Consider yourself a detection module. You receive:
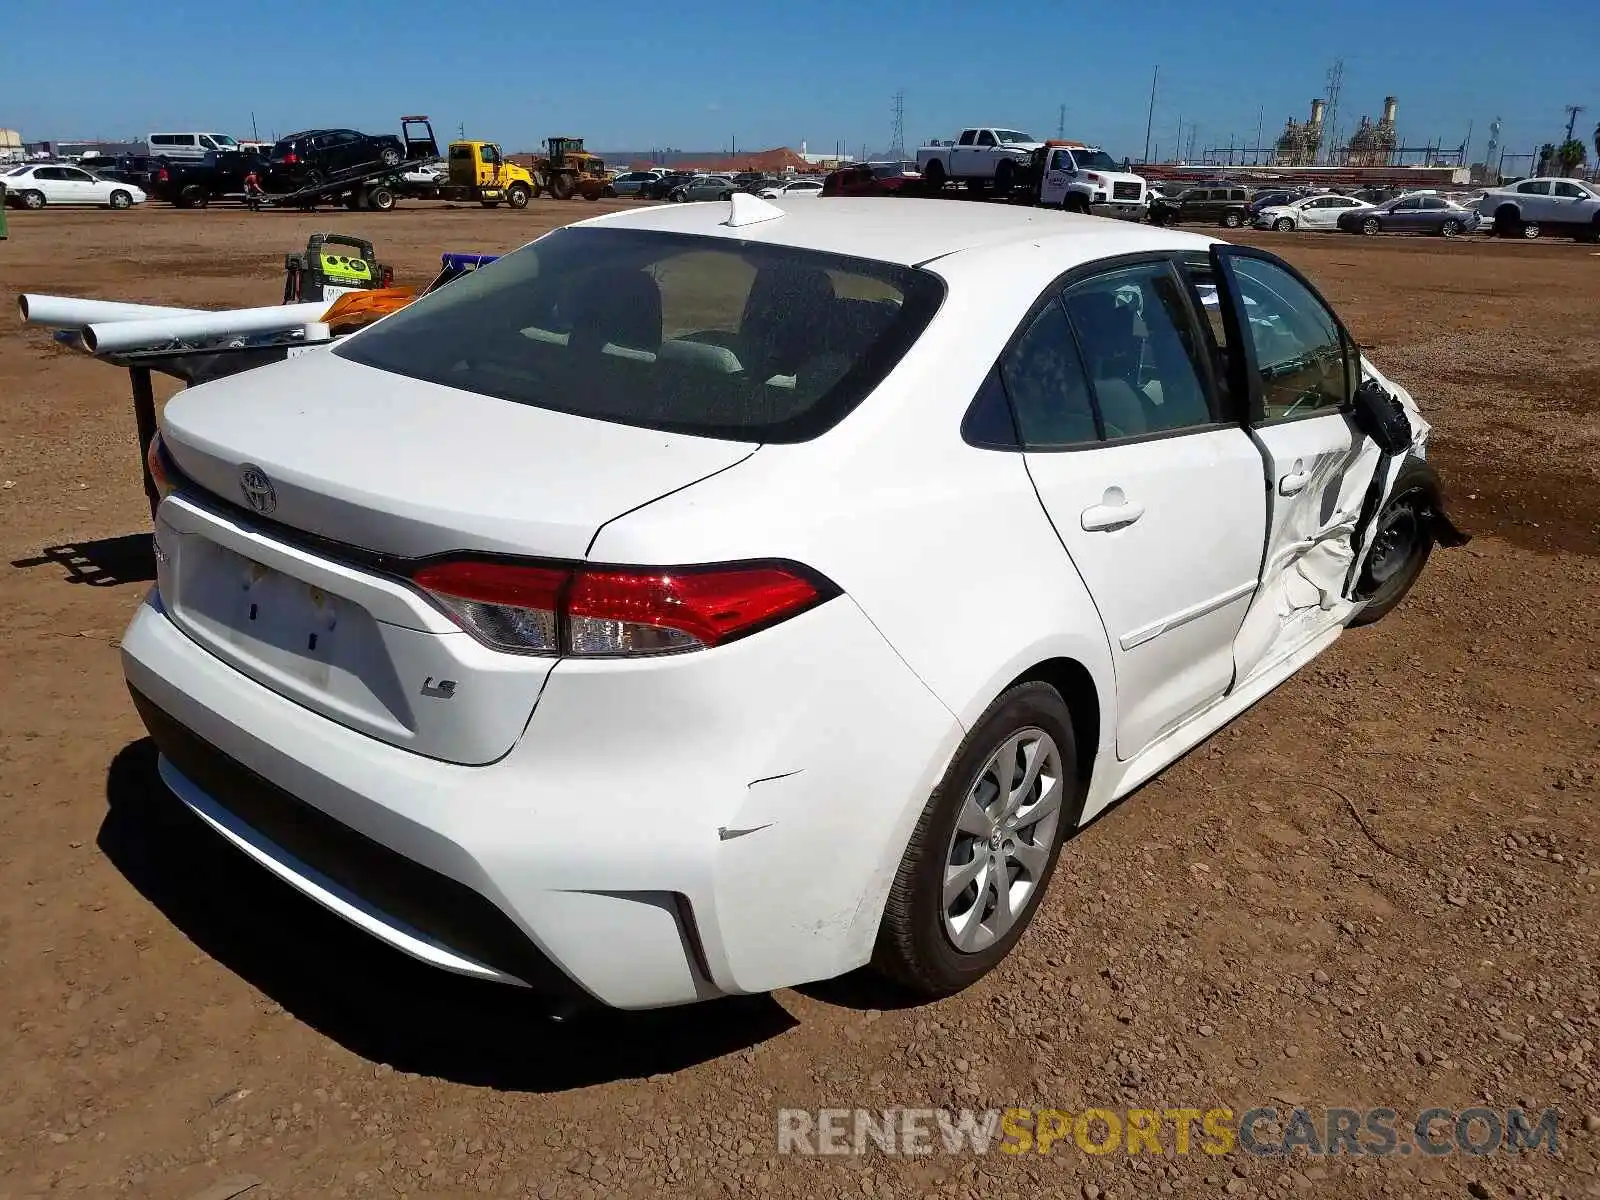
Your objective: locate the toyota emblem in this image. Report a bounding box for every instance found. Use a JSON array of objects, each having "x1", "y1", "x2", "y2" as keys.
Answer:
[{"x1": 238, "y1": 464, "x2": 277, "y2": 515}]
